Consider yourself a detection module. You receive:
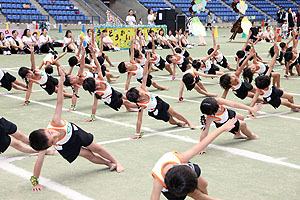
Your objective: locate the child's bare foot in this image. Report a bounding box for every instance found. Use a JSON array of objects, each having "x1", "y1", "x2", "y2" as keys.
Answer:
[
  {"x1": 247, "y1": 114, "x2": 256, "y2": 119},
  {"x1": 188, "y1": 122, "x2": 196, "y2": 129},
  {"x1": 198, "y1": 150, "x2": 207, "y2": 154},
  {"x1": 247, "y1": 134, "x2": 259, "y2": 139},
  {"x1": 110, "y1": 64, "x2": 116, "y2": 67},
  {"x1": 234, "y1": 133, "x2": 248, "y2": 139},
  {"x1": 108, "y1": 162, "x2": 116, "y2": 171},
  {"x1": 46, "y1": 149, "x2": 56, "y2": 155},
  {"x1": 126, "y1": 108, "x2": 138, "y2": 112},
  {"x1": 116, "y1": 163, "x2": 124, "y2": 173},
  {"x1": 177, "y1": 122, "x2": 186, "y2": 128},
  {"x1": 291, "y1": 108, "x2": 300, "y2": 112}
]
